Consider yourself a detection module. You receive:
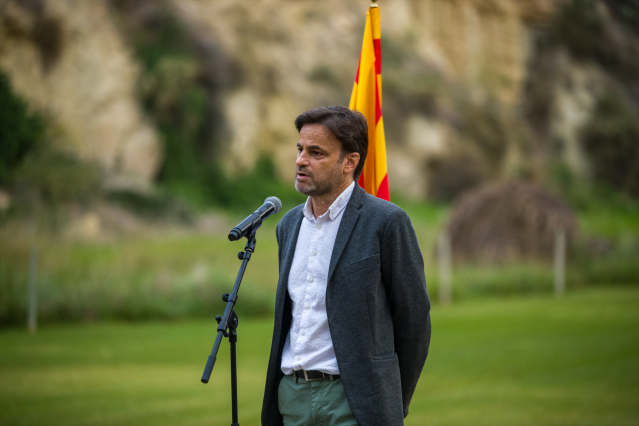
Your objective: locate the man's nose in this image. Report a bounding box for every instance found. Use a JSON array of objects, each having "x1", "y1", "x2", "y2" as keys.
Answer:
[{"x1": 296, "y1": 149, "x2": 309, "y2": 167}]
